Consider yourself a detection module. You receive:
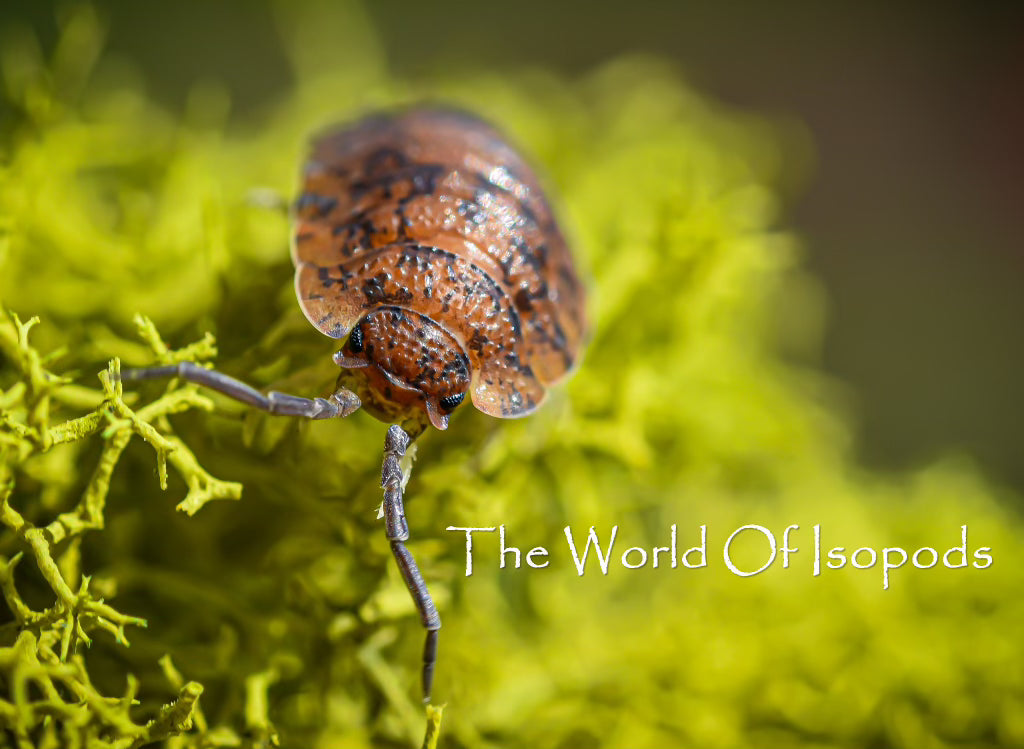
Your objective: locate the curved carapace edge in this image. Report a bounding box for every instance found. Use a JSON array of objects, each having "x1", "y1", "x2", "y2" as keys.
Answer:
[{"x1": 292, "y1": 107, "x2": 586, "y2": 433}]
